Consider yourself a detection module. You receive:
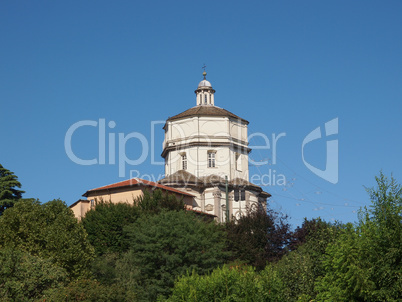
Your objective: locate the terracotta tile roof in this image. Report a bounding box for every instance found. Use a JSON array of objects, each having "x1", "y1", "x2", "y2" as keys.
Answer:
[
  {"x1": 83, "y1": 178, "x2": 195, "y2": 197},
  {"x1": 166, "y1": 106, "x2": 249, "y2": 124}
]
